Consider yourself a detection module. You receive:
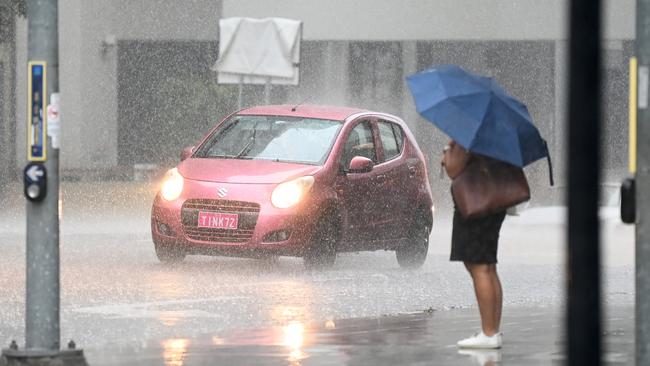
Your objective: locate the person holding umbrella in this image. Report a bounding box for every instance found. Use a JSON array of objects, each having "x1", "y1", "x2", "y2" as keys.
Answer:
[
  {"x1": 442, "y1": 139, "x2": 509, "y2": 349},
  {"x1": 407, "y1": 65, "x2": 553, "y2": 349}
]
